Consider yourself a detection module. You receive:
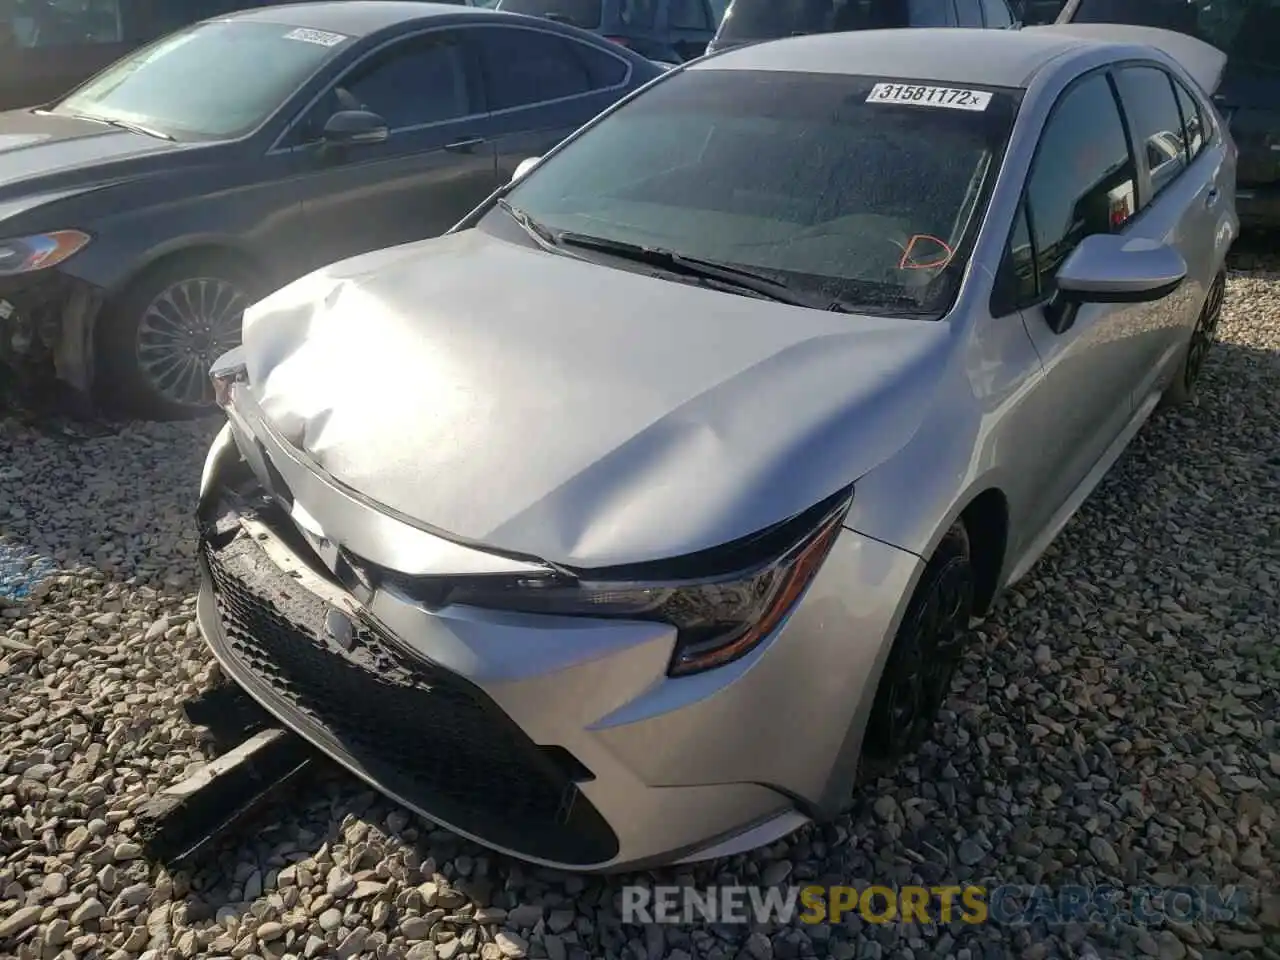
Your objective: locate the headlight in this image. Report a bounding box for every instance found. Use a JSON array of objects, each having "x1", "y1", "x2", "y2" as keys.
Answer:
[
  {"x1": 0, "y1": 230, "x2": 92, "y2": 276},
  {"x1": 380, "y1": 489, "x2": 852, "y2": 677}
]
